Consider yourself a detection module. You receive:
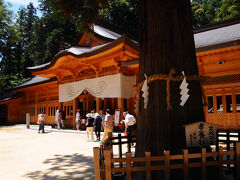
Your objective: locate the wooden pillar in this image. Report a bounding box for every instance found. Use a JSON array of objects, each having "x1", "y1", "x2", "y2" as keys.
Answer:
[
  {"x1": 118, "y1": 98, "x2": 124, "y2": 120},
  {"x1": 35, "y1": 90, "x2": 38, "y2": 117},
  {"x1": 73, "y1": 98, "x2": 77, "y2": 127},
  {"x1": 86, "y1": 98, "x2": 89, "y2": 113},
  {"x1": 222, "y1": 89, "x2": 227, "y2": 129},
  {"x1": 127, "y1": 98, "x2": 132, "y2": 112},
  {"x1": 118, "y1": 98, "x2": 124, "y2": 112},
  {"x1": 58, "y1": 102, "x2": 63, "y2": 111},
  {"x1": 213, "y1": 90, "x2": 217, "y2": 114},
  {"x1": 93, "y1": 147, "x2": 101, "y2": 180},
  {"x1": 96, "y1": 97, "x2": 101, "y2": 112},
  {"x1": 104, "y1": 98, "x2": 107, "y2": 110},
  {"x1": 232, "y1": 87, "x2": 237, "y2": 129},
  {"x1": 111, "y1": 98, "x2": 116, "y2": 110},
  {"x1": 46, "y1": 87, "x2": 49, "y2": 122}
]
